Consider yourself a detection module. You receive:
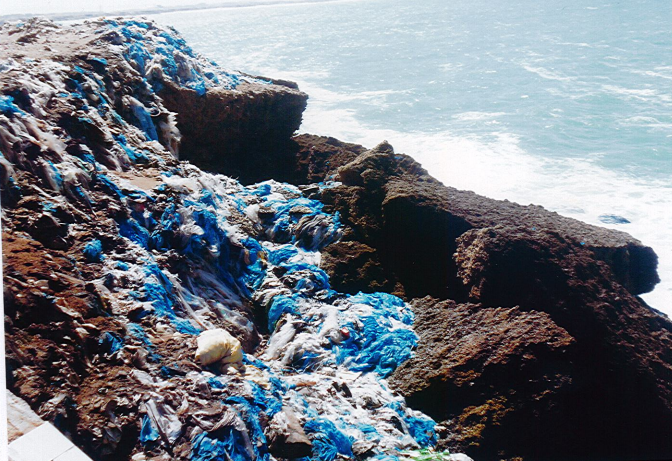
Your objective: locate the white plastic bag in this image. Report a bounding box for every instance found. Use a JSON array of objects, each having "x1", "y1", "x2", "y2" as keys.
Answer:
[{"x1": 194, "y1": 328, "x2": 243, "y2": 366}]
